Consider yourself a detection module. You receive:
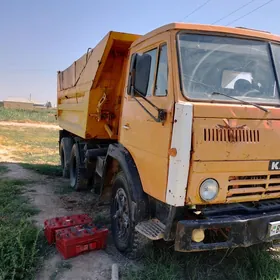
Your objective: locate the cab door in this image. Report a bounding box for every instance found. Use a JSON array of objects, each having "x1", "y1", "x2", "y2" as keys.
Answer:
[{"x1": 120, "y1": 34, "x2": 174, "y2": 202}]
